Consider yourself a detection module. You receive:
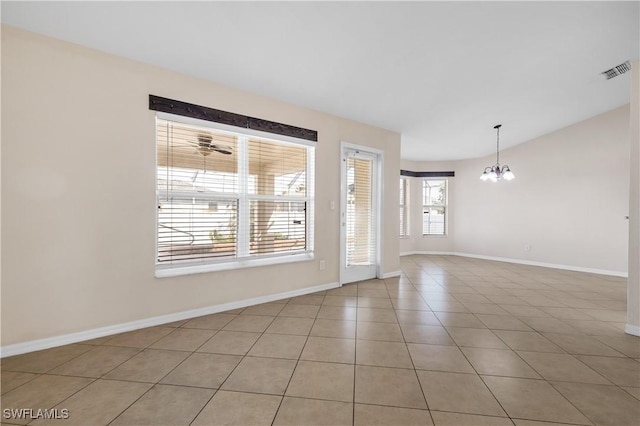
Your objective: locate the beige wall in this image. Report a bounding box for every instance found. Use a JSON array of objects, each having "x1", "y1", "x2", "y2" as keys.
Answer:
[
  {"x1": 454, "y1": 107, "x2": 629, "y2": 274},
  {"x1": 404, "y1": 107, "x2": 630, "y2": 275},
  {"x1": 628, "y1": 61, "x2": 639, "y2": 333},
  {"x1": 1, "y1": 26, "x2": 401, "y2": 346}
]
